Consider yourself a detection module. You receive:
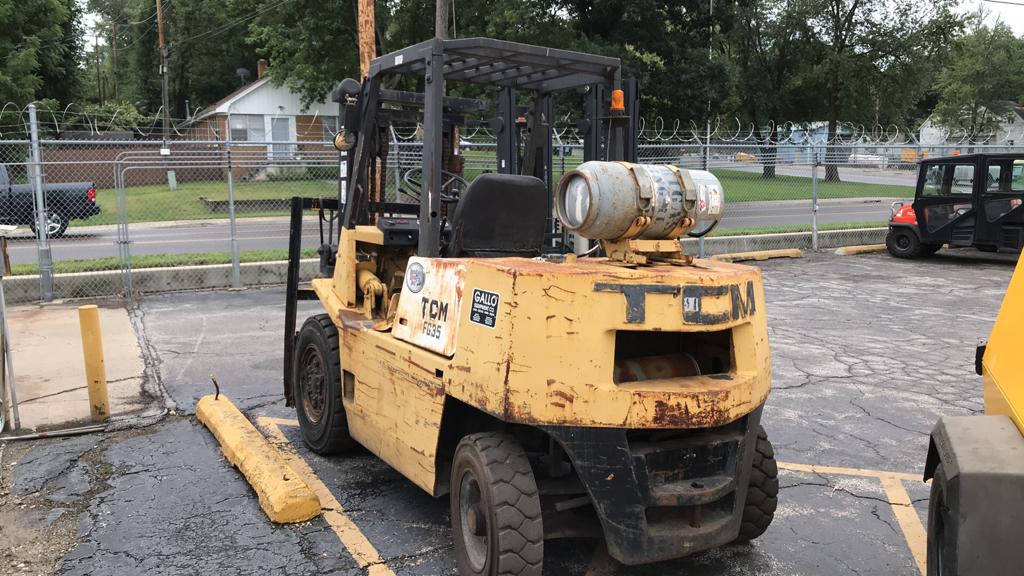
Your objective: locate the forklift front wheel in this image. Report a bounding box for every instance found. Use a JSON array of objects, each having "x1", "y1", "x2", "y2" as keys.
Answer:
[
  {"x1": 736, "y1": 426, "x2": 779, "y2": 542},
  {"x1": 294, "y1": 314, "x2": 356, "y2": 455},
  {"x1": 451, "y1": 433, "x2": 543, "y2": 576}
]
